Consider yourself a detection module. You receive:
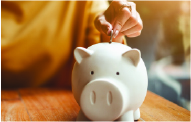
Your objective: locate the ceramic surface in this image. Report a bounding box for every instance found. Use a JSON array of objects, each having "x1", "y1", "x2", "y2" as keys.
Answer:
[{"x1": 72, "y1": 42, "x2": 148, "y2": 121}]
